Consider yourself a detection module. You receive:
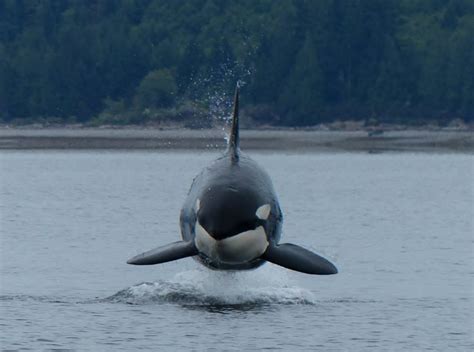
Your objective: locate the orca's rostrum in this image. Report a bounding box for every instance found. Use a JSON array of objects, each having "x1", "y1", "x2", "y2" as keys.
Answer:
[{"x1": 127, "y1": 87, "x2": 338, "y2": 275}]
